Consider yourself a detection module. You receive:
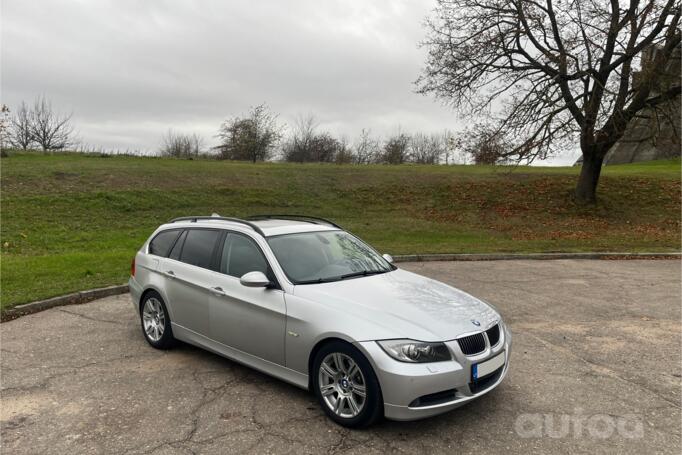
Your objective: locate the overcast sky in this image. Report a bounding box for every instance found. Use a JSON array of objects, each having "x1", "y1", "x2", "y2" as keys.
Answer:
[{"x1": 1, "y1": 0, "x2": 579, "y2": 164}]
